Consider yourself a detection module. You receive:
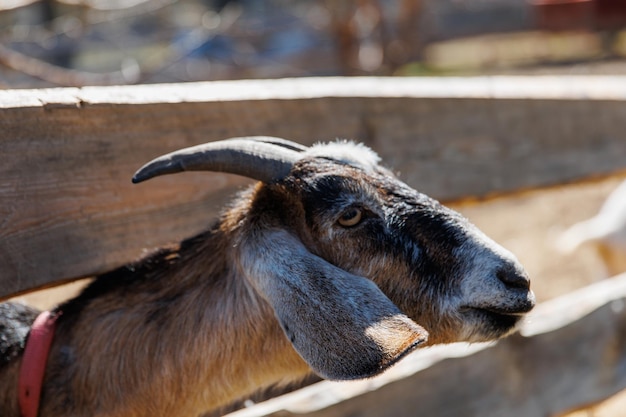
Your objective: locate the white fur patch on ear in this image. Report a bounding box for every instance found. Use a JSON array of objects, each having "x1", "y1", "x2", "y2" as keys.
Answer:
[{"x1": 305, "y1": 140, "x2": 381, "y2": 172}]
